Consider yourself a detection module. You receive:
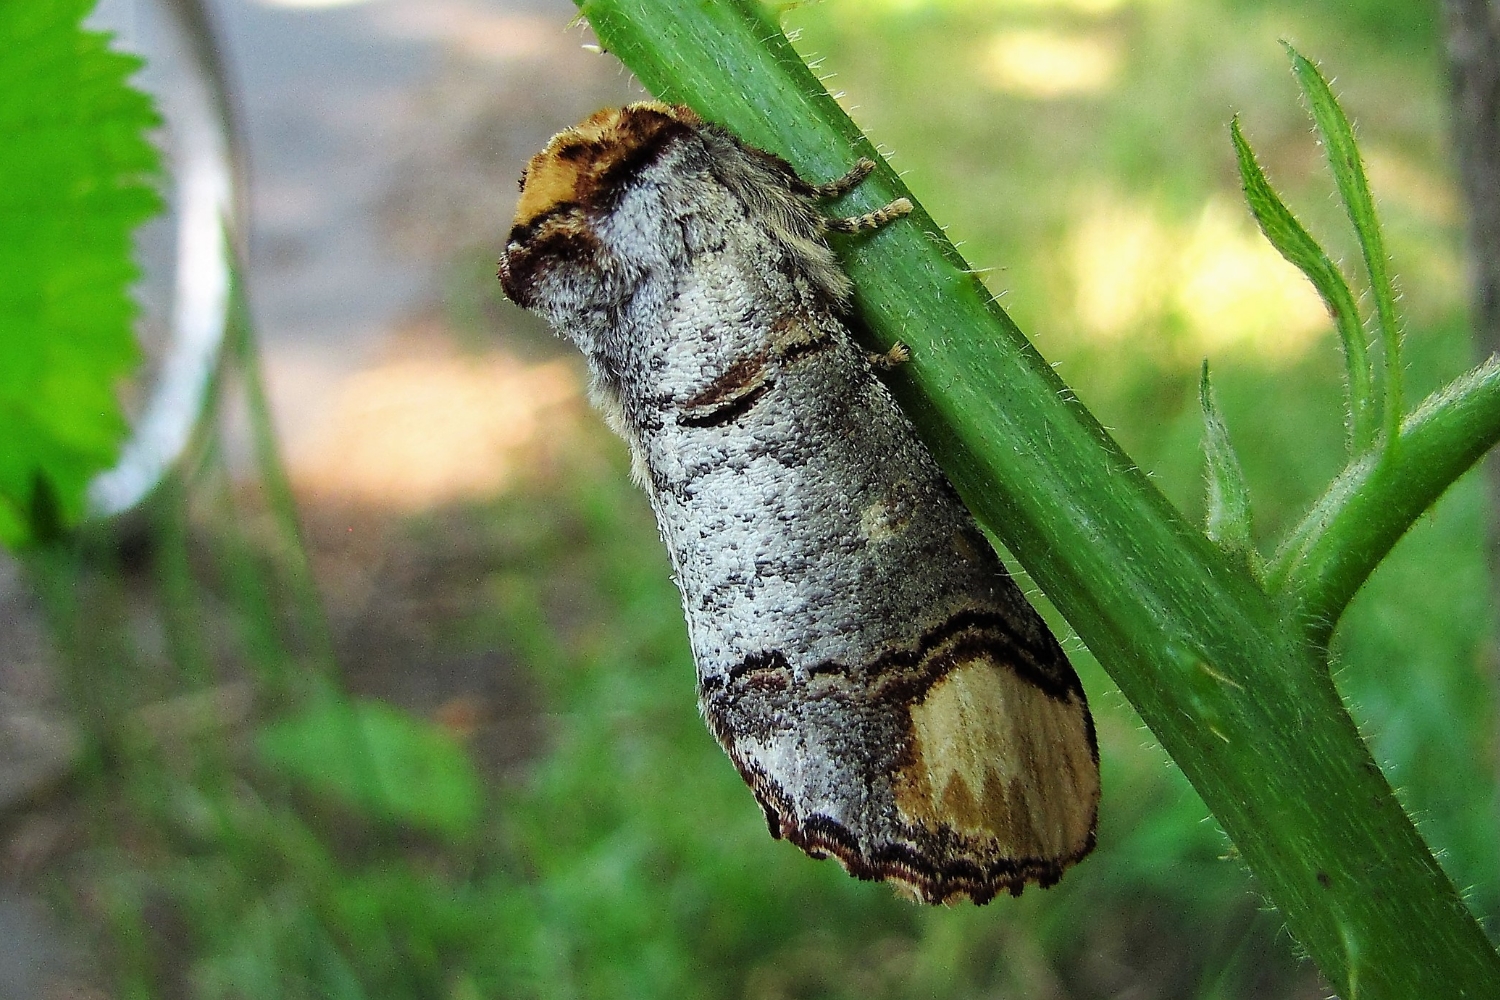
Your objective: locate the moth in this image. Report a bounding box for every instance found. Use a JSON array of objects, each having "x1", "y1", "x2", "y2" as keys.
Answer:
[{"x1": 498, "y1": 103, "x2": 1098, "y2": 903}]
